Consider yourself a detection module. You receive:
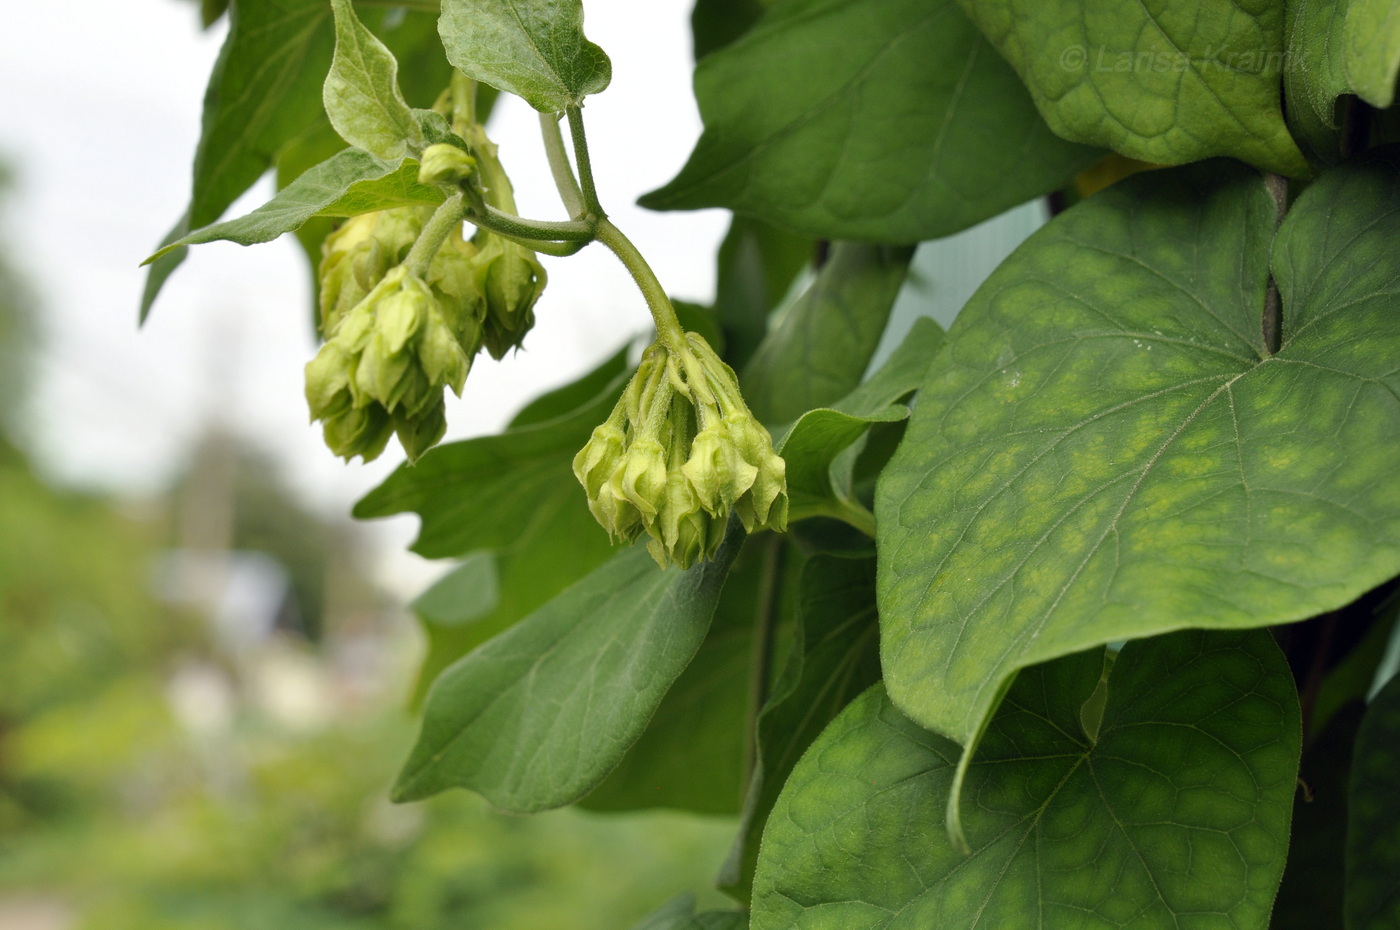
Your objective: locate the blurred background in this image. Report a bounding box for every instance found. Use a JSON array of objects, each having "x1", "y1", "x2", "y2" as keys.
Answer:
[{"x1": 0, "y1": 1, "x2": 1046, "y2": 927}]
